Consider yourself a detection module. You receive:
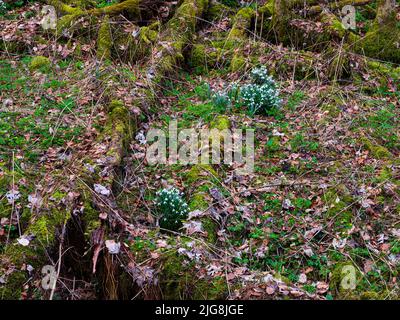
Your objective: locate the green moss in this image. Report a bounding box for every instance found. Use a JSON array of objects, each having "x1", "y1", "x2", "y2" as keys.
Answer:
[
  {"x1": 230, "y1": 55, "x2": 246, "y2": 72},
  {"x1": 56, "y1": 14, "x2": 79, "y2": 34},
  {"x1": 323, "y1": 186, "x2": 353, "y2": 233},
  {"x1": 266, "y1": 136, "x2": 281, "y2": 154},
  {"x1": 190, "y1": 44, "x2": 207, "y2": 72},
  {"x1": 51, "y1": 191, "x2": 66, "y2": 201},
  {"x1": 140, "y1": 26, "x2": 158, "y2": 44},
  {"x1": 93, "y1": 0, "x2": 140, "y2": 16},
  {"x1": 202, "y1": 216, "x2": 218, "y2": 244},
  {"x1": 274, "y1": 273, "x2": 292, "y2": 285},
  {"x1": 259, "y1": 0, "x2": 274, "y2": 16},
  {"x1": 104, "y1": 100, "x2": 133, "y2": 147},
  {"x1": 160, "y1": 252, "x2": 192, "y2": 299},
  {"x1": 189, "y1": 44, "x2": 226, "y2": 73},
  {"x1": 192, "y1": 276, "x2": 227, "y2": 299},
  {"x1": 365, "y1": 60, "x2": 400, "y2": 86},
  {"x1": 29, "y1": 56, "x2": 50, "y2": 72},
  {"x1": 360, "y1": 137, "x2": 392, "y2": 159},
  {"x1": 359, "y1": 291, "x2": 382, "y2": 300},
  {"x1": 227, "y1": 7, "x2": 254, "y2": 41},
  {"x1": 0, "y1": 231, "x2": 51, "y2": 299},
  {"x1": 330, "y1": 261, "x2": 394, "y2": 299},
  {"x1": 28, "y1": 209, "x2": 69, "y2": 245},
  {"x1": 235, "y1": 7, "x2": 254, "y2": 22},
  {"x1": 83, "y1": 200, "x2": 101, "y2": 237},
  {"x1": 160, "y1": 251, "x2": 227, "y2": 299},
  {"x1": 376, "y1": 166, "x2": 392, "y2": 183},
  {"x1": 186, "y1": 164, "x2": 217, "y2": 184},
  {"x1": 48, "y1": 0, "x2": 82, "y2": 15},
  {"x1": 28, "y1": 216, "x2": 53, "y2": 244},
  {"x1": 0, "y1": 270, "x2": 26, "y2": 300},
  {"x1": 357, "y1": 17, "x2": 400, "y2": 63},
  {"x1": 186, "y1": 163, "x2": 219, "y2": 244},
  {"x1": 330, "y1": 261, "x2": 361, "y2": 299},
  {"x1": 97, "y1": 16, "x2": 112, "y2": 60},
  {"x1": 148, "y1": 0, "x2": 209, "y2": 81},
  {"x1": 189, "y1": 192, "x2": 208, "y2": 211},
  {"x1": 205, "y1": 2, "x2": 232, "y2": 21},
  {"x1": 210, "y1": 115, "x2": 230, "y2": 130}
]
